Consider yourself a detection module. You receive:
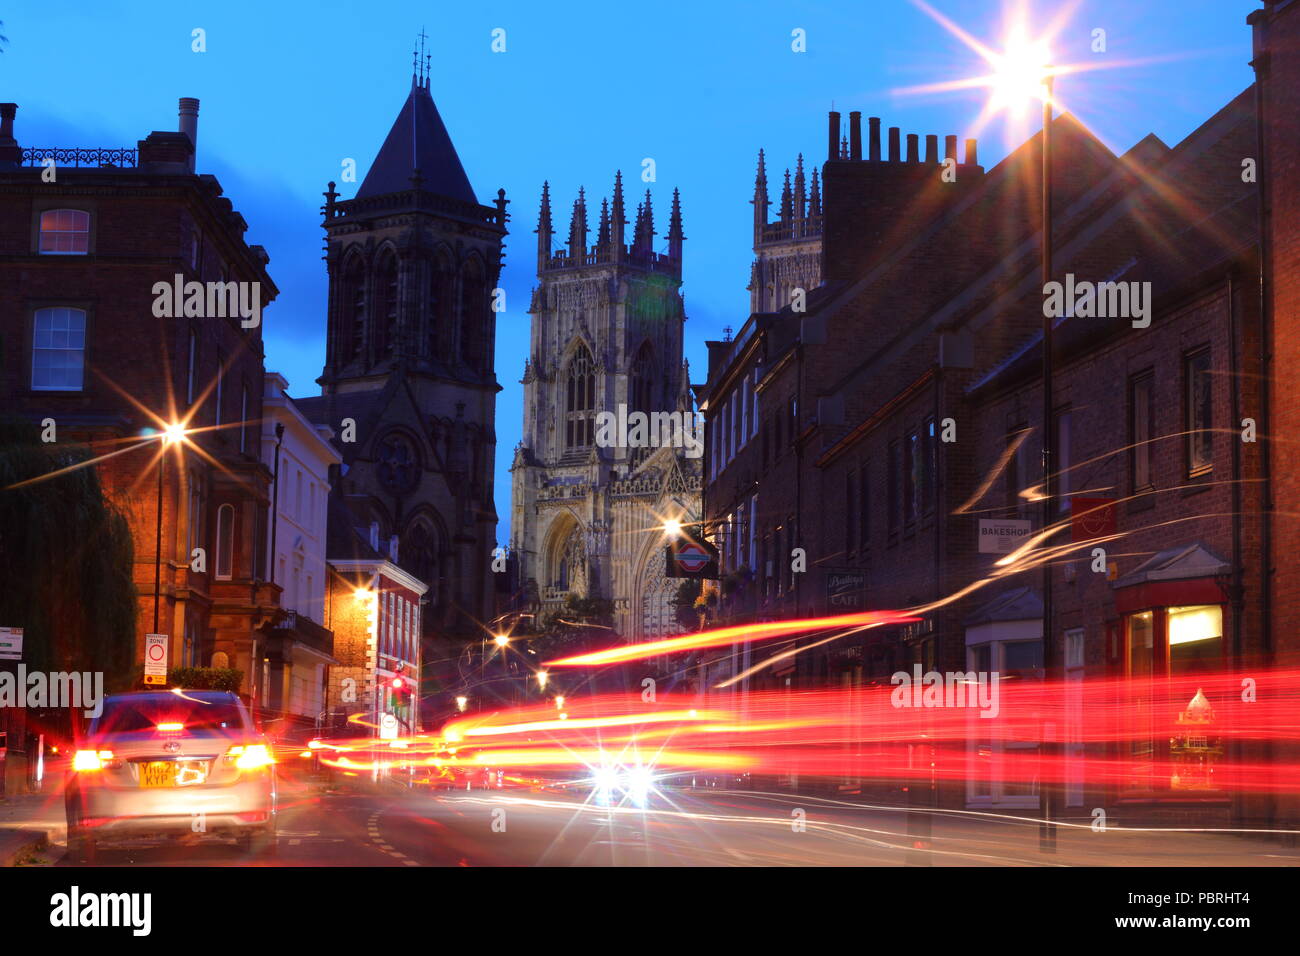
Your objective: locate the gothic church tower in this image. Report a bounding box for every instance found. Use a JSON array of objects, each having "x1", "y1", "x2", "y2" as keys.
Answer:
[
  {"x1": 510, "y1": 174, "x2": 702, "y2": 640},
  {"x1": 299, "y1": 69, "x2": 508, "y2": 645}
]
